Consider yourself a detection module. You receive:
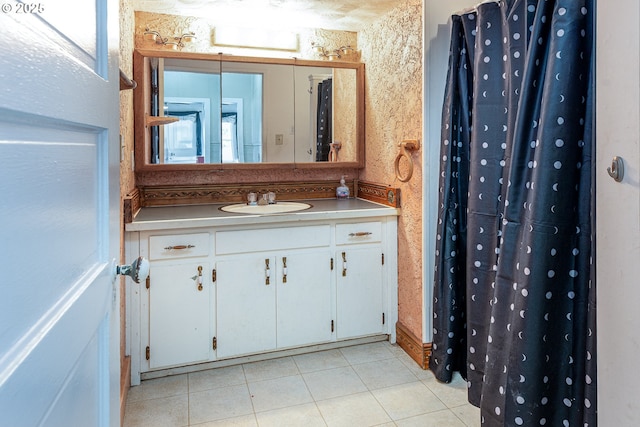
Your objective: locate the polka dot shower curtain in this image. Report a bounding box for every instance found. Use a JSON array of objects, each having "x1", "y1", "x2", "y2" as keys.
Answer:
[{"x1": 430, "y1": 1, "x2": 596, "y2": 426}]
